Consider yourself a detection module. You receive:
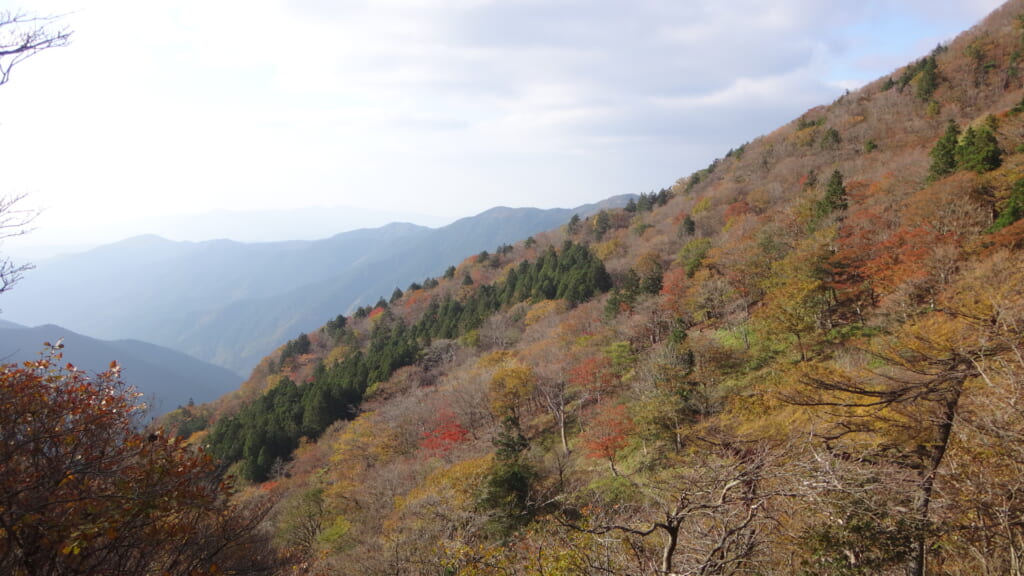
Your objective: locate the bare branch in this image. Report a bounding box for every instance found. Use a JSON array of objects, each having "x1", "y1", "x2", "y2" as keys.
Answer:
[
  {"x1": 0, "y1": 10, "x2": 72, "y2": 87},
  {"x1": 0, "y1": 194, "x2": 37, "y2": 295}
]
